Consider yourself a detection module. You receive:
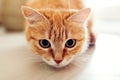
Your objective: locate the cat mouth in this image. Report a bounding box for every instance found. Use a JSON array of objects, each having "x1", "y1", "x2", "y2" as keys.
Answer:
[{"x1": 53, "y1": 64, "x2": 66, "y2": 68}]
